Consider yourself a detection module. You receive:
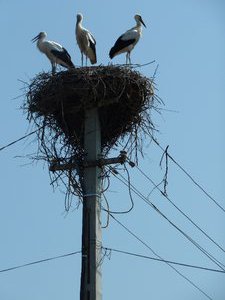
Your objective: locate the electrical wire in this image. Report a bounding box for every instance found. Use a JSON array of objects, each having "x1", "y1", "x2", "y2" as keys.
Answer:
[
  {"x1": 114, "y1": 168, "x2": 225, "y2": 270},
  {"x1": 102, "y1": 246, "x2": 225, "y2": 274},
  {"x1": 109, "y1": 214, "x2": 213, "y2": 300},
  {"x1": 0, "y1": 128, "x2": 41, "y2": 152},
  {"x1": 108, "y1": 167, "x2": 225, "y2": 271},
  {"x1": 102, "y1": 193, "x2": 110, "y2": 228},
  {"x1": 151, "y1": 136, "x2": 225, "y2": 213},
  {"x1": 0, "y1": 251, "x2": 81, "y2": 273},
  {"x1": 101, "y1": 165, "x2": 134, "y2": 215},
  {"x1": 128, "y1": 159, "x2": 225, "y2": 254}
]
